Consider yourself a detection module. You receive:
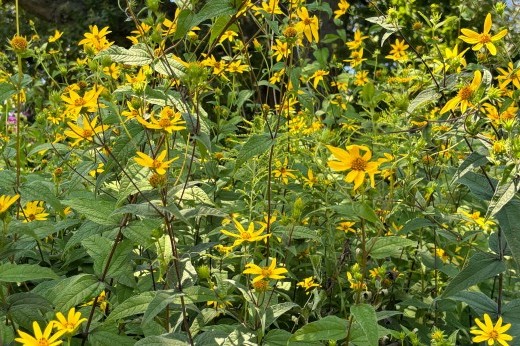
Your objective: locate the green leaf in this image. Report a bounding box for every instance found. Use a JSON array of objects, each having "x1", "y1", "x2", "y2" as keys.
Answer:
[
  {"x1": 135, "y1": 335, "x2": 190, "y2": 346},
  {"x1": 353, "y1": 202, "x2": 383, "y2": 226},
  {"x1": 265, "y1": 302, "x2": 298, "y2": 329},
  {"x1": 486, "y1": 176, "x2": 519, "y2": 219},
  {"x1": 19, "y1": 180, "x2": 62, "y2": 212},
  {"x1": 27, "y1": 143, "x2": 71, "y2": 156},
  {"x1": 450, "y1": 152, "x2": 488, "y2": 186},
  {"x1": 235, "y1": 133, "x2": 275, "y2": 169},
  {"x1": 350, "y1": 304, "x2": 379, "y2": 346},
  {"x1": 63, "y1": 197, "x2": 120, "y2": 226},
  {"x1": 367, "y1": 237, "x2": 416, "y2": 259},
  {"x1": 0, "y1": 263, "x2": 58, "y2": 282},
  {"x1": 264, "y1": 329, "x2": 316, "y2": 346},
  {"x1": 0, "y1": 82, "x2": 16, "y2": 103},
  {"x1": 442, "y1": 252, "x2": 506, "y2": 297},
  {"x1": 82, "y1": 235, "x2": 111, "y2": 276},
  {"x1": 89, "y1": 330, "x2": 136, "y2": 346},
  {"x1": 457, "y1": 171, "x2": 494, "y2": 200},
  {"x1": 194, "y1": 0, "x2": 235, "y2": 26},
  {"x1": 495, "y1": 198, "x2": 520, "y2": 268},
  {"x1": 65, "y1": 221, "x2": 111, "y2": 252},
  {"x1": 104, "y1": 239, "x2": 134, "y2": 279},
  {"x1": 96, "y1": 43, "x2": 153, "y2": 66},
  {"x1": 210, "y1": 15, "x2": 232, "y2": 45},
  {"x1": 142, "y1": 291, "x2": 176, "y2": 327},
  {"x1": 445, "y1": 291, "x2": 497, "y2": 315},
  {"x1": 50, "y1": 274, "x2": 104, "y2": 311},
  {"x1": 289, "y1": 315, "x2": 348, "y2": 342},
  {"x1": 6, "y1": 292, "x2": 53, "y2": 313},
  {"x1": 407, "y1": 89, "x2": 439, "y2": 114},
  {"x1": 105, "y1": 291, "x2": 156, "y2": 324},
  {"x1": 172, "y1": 9, "x2": 195, "y2": 40},
  {"x1": 401, "y1": 218, "x2": 434, "y2": 233}
]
